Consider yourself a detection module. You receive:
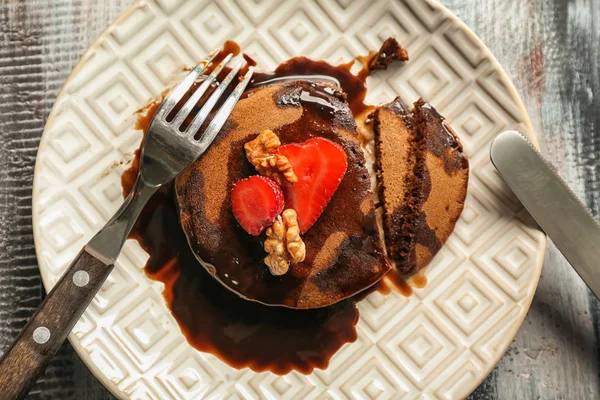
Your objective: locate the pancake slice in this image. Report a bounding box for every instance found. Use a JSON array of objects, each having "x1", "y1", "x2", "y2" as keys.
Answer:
[{"x1": 373, "y1": 98, "x2": 468, "y2": 277}]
